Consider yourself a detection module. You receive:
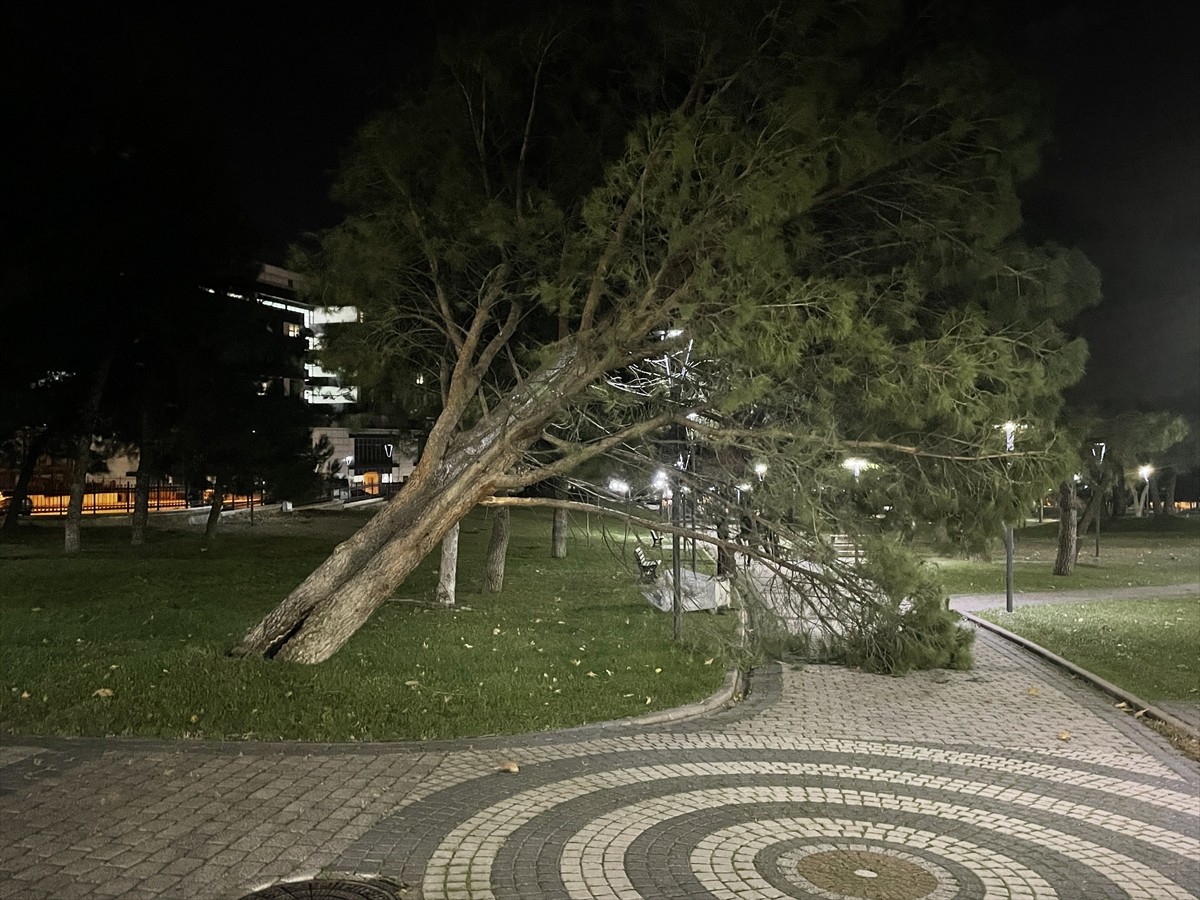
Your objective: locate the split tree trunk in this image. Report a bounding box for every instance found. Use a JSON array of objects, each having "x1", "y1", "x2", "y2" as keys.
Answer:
[
  {"x1": 1052, "y1": 481, "x2": 1078, "y2": 576},
  {"x1": 436, "y1": 522, "x2": 460, "y2": 607},
  {"x1": 229, "y1": 338, "x2": 617, "y2": 664},
  {"x1": 483, "y1": 507, "x2": 510, "y2": 593},
  {"x1": 231, "y1": 465, "x2": 494, "y2": 663}
]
